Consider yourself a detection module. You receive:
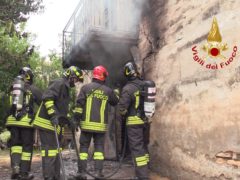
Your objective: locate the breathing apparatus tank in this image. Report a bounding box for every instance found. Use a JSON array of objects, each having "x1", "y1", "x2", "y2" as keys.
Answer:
[
  {"x1": 143, "y1": 80, "x2": 156, "y2": 118},
  {"x1": 11, "y1": 75, "x2": 25, "y2": 118}
]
